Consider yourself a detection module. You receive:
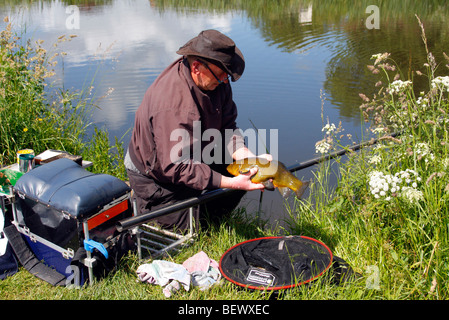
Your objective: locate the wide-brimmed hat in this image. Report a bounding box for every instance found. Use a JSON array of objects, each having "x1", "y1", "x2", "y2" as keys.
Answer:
[{"x1": 176, "y1": 29, "x2": 245, "y2": 82}]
